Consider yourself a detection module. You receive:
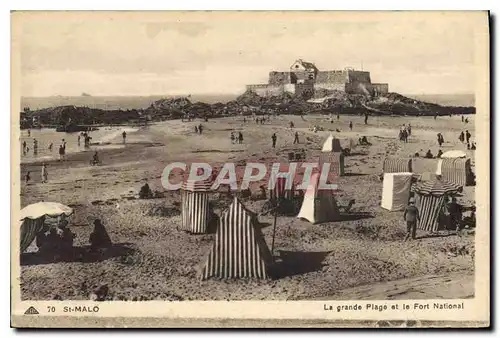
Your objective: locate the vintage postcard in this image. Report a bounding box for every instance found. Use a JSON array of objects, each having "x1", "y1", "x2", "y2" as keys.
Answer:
[{"x1": 11, "y1": 11, "x2": 490, "y2": 328}]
